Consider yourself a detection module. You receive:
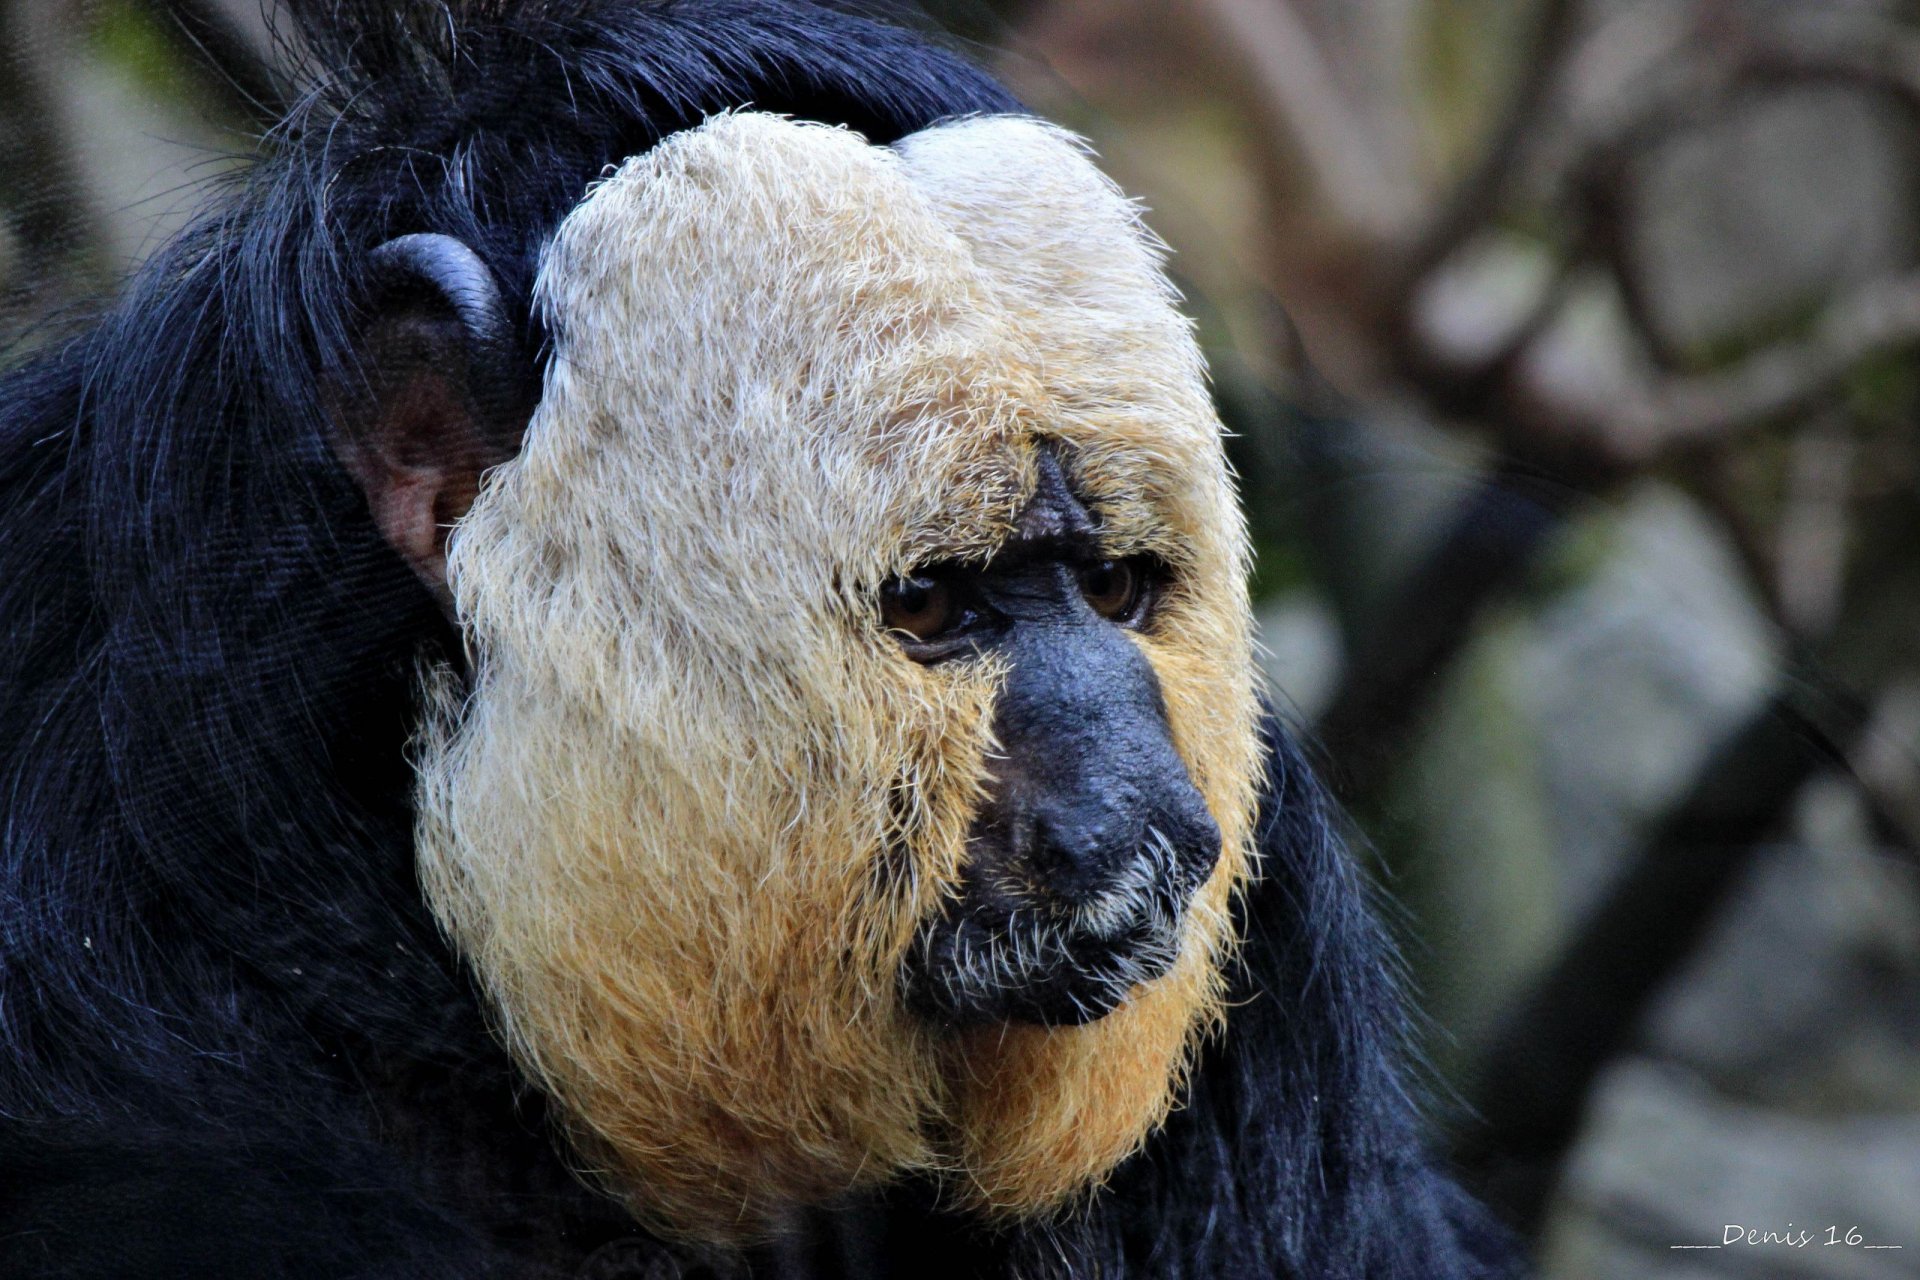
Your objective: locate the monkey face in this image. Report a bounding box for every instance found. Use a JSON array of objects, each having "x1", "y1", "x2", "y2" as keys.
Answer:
[
  {"x1": 895, "y1": 452, "x2": 1227, "y2": 1029},
  {"x1": 411, "y1": 113, "x2": 1262, "y2": 1242}
]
